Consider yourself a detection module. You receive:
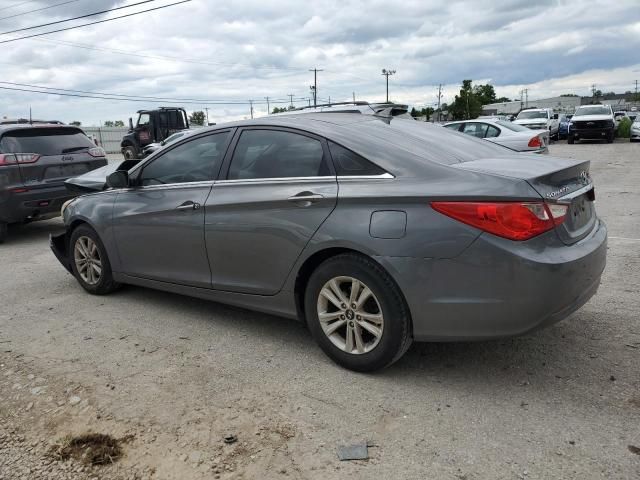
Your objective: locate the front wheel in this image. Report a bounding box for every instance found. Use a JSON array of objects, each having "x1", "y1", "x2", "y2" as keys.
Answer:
[
  {"x1": 568, "y1": 136, "x2": 575, "y2": 144},
  {"x1": 122, "y1": 145, "x2": 137, "y2": 161},
  {"x1": 304, "y1": 254, "x2": 412, "y2": 372},
  {"x1": 606, "y1": 131, "x2": 614, "y2": 143},
  {"x1": 70, "y1": 225, "x2": 120, "y2": 295}
]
